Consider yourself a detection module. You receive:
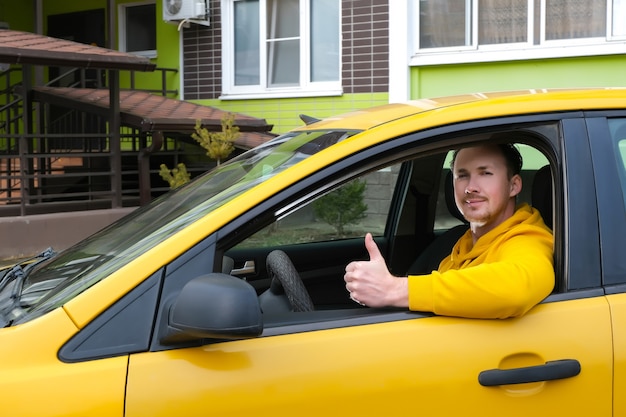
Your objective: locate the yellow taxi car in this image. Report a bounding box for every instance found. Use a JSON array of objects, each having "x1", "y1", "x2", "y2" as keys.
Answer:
[{"x1": 2, "y1": 88, "x2": 626, "y2": 416}]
